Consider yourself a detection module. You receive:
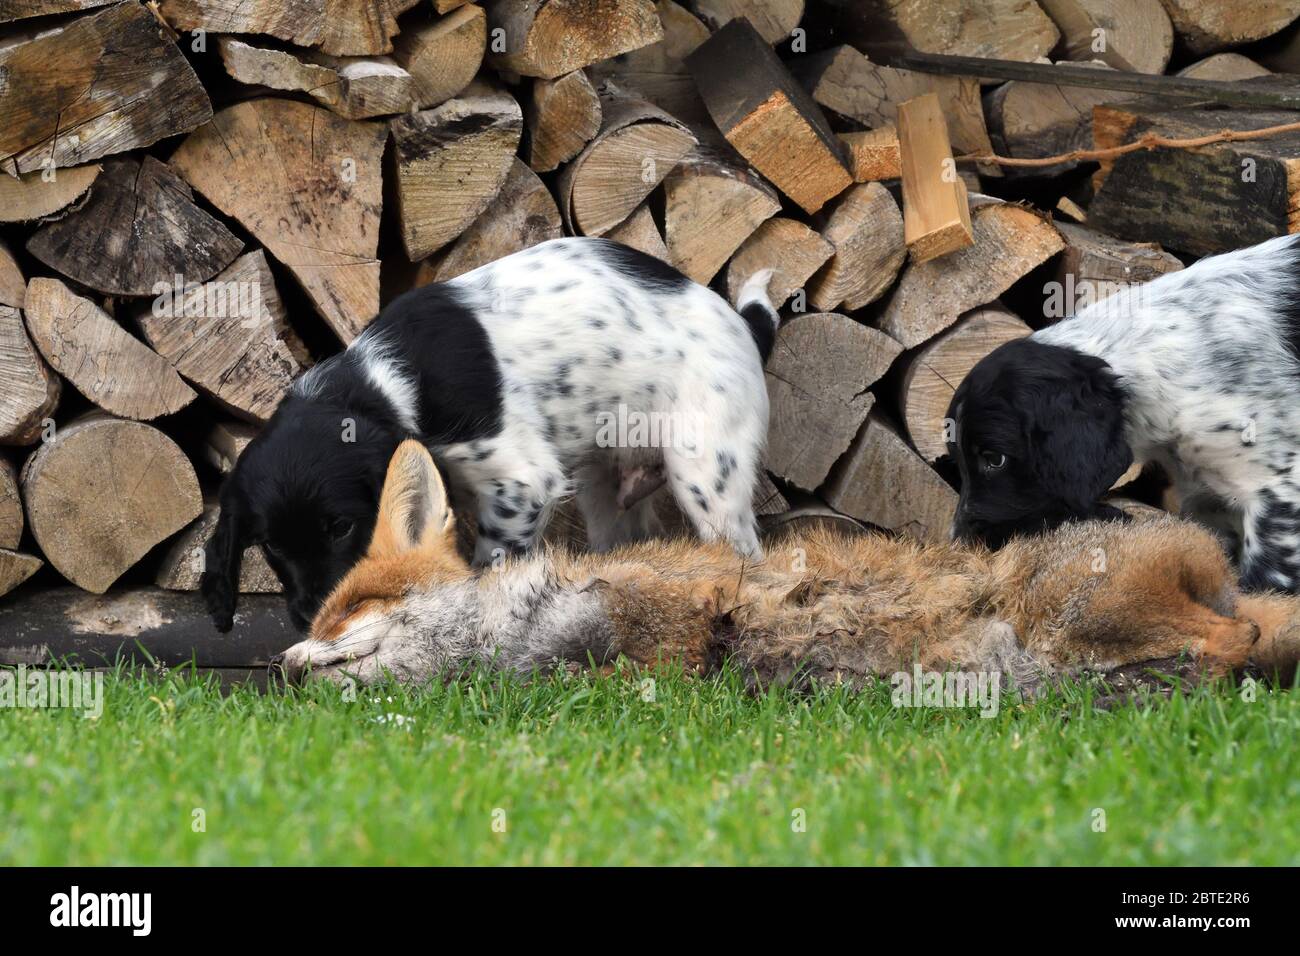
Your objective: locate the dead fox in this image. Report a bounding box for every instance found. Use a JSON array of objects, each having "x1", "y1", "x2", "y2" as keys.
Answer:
[{"x1": 276, "y1": 441, "x2": 1300, "y2": 691}]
